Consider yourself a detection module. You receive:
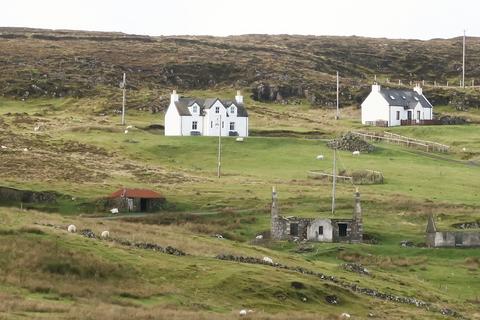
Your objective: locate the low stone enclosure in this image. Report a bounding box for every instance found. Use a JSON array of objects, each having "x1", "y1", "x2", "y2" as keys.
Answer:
[
  {"x1": 0, "y1": 186, "x2": 59, "y2": 204},
  {"x1": 270, "y1": 187, "x2": 363, "y2": 243},
  {"x1": 426, "y1": 214, "x2": 480, "y2": 248},
  {"x1": 308, "y1": 169, "x2": 384, "y2": 185}
]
